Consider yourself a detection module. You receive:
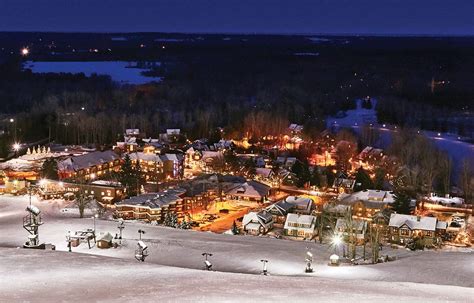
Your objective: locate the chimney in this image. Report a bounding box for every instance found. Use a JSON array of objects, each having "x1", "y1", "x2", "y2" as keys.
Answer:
[{"x1": 417, "y1": 215, "x2": 421, "y2": 222}]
